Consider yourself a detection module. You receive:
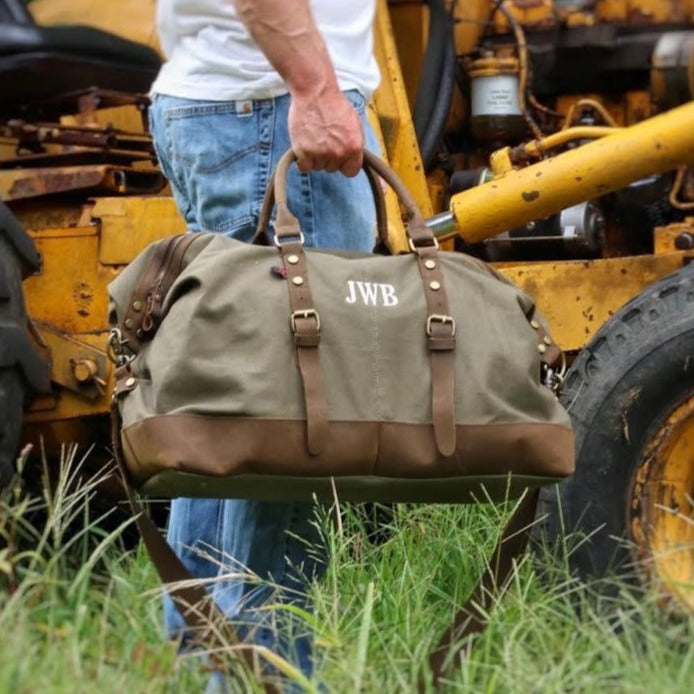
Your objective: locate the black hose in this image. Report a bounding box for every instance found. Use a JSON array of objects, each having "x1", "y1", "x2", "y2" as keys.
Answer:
[
  {"x1": 412, "y1": 0, "x2": 451, "y2": 143},
  {"x1": 419, "y1": 21, "x2": 456, "y2": 172},
  {"x1": 412, "y1": 0, "x2": 457, "y2": 172}
]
